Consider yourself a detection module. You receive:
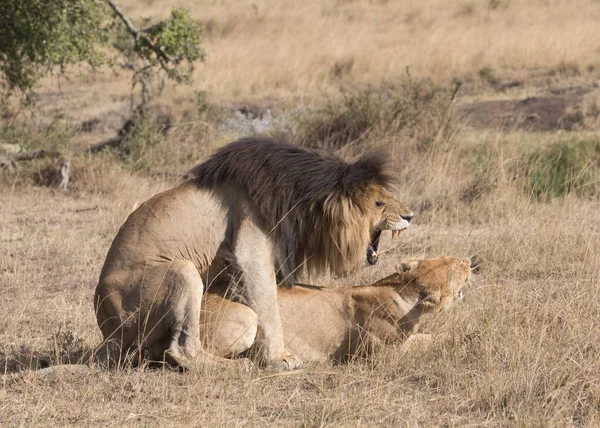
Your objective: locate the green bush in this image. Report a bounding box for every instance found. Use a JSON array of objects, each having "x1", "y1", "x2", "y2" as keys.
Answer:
[
  {"x1": 0, "y1": 119, "x2": 73, "y2": 152},
  {"x1": 0, "y1": 1, "x2": 204, "y2": 105},
  {"x1": 118, "y1": 112, "x2": 170, "y2": 171},
  {"x1": 0, "y1": 0, "x2": 110, "y2": 99},
  {"x1": 525, "y1": 137, "x2": 600, "y2": 200}
]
